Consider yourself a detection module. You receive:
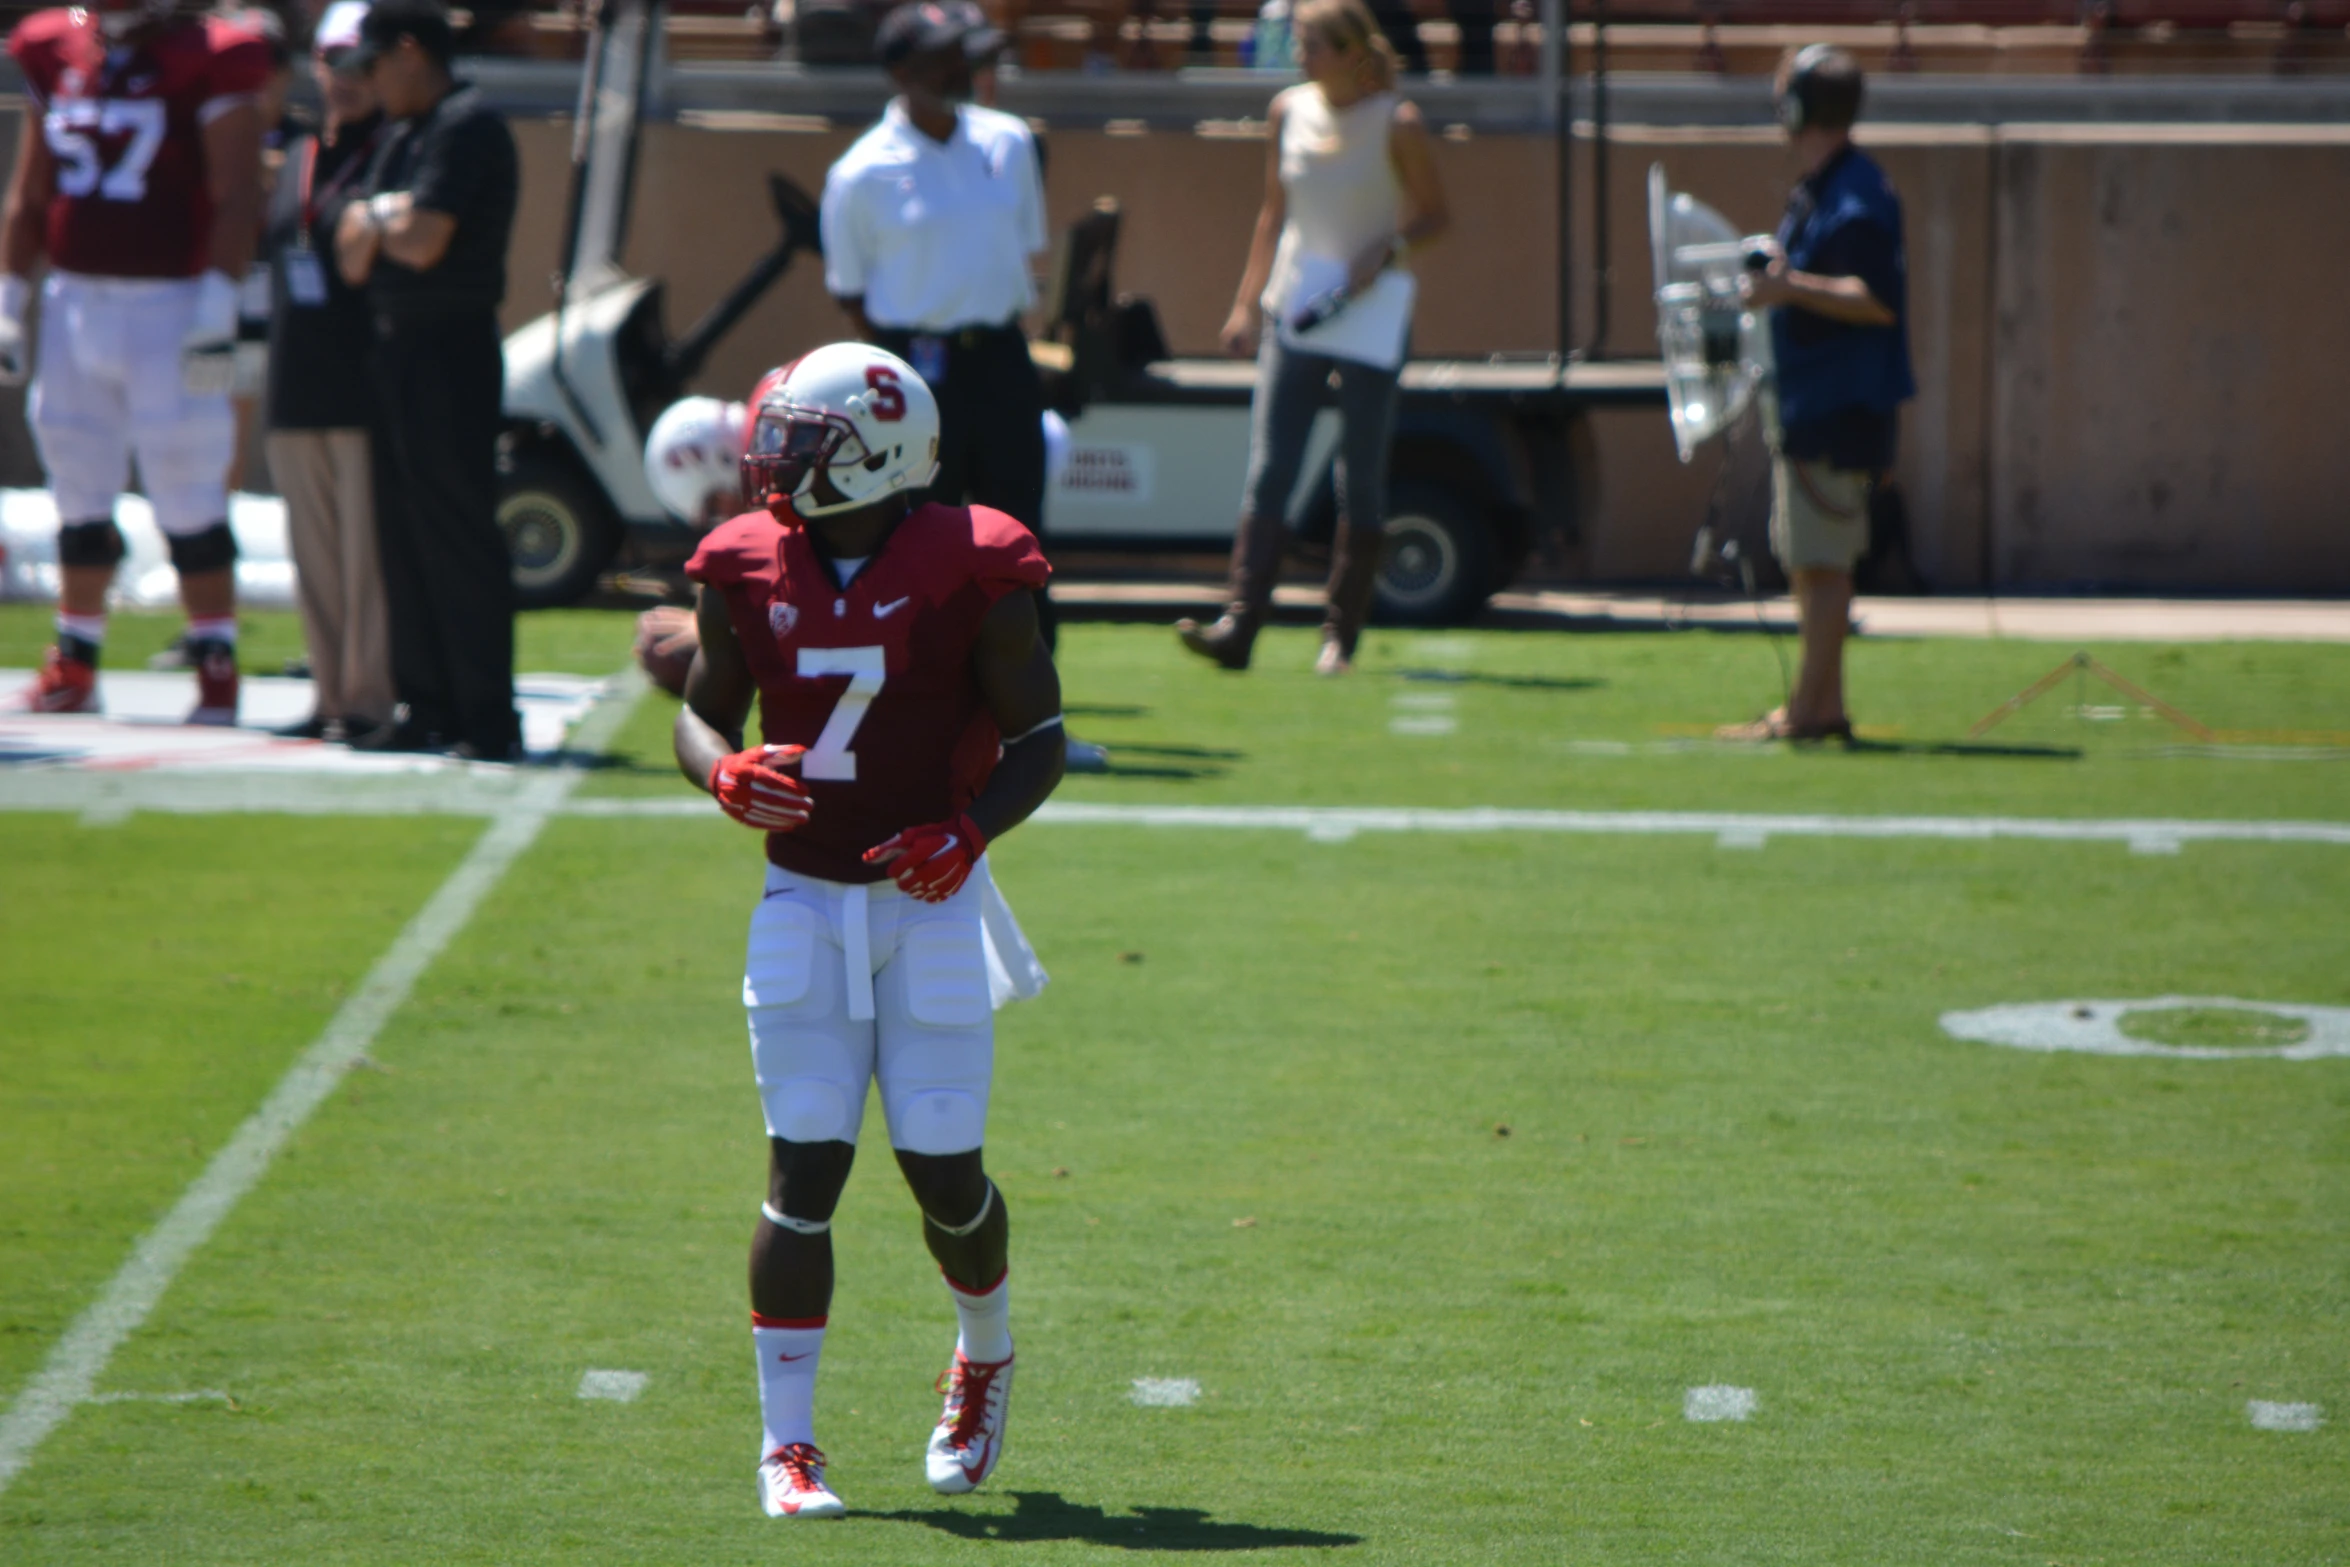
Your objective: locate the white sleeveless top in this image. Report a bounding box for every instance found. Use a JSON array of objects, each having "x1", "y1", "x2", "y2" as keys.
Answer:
[{"x1": 1261, "y1": 83, "x2": 1408, "y2": 316}]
